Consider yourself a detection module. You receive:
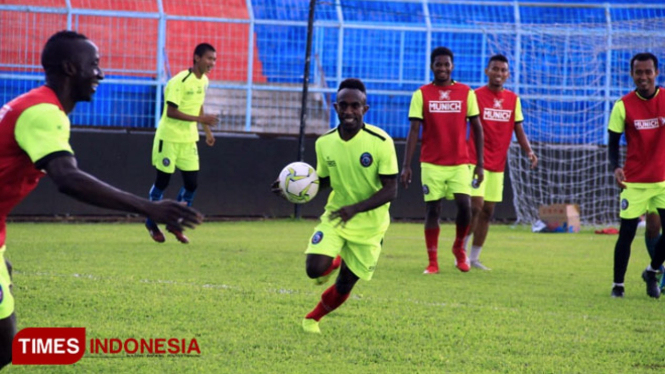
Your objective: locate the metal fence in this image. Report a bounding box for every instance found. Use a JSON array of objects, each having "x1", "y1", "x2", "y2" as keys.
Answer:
[{"x1": 1, "y1": 1, "x2": 665, "y2": 141}]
